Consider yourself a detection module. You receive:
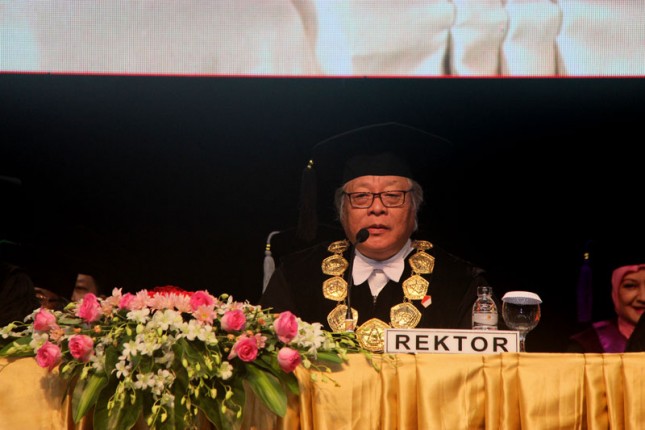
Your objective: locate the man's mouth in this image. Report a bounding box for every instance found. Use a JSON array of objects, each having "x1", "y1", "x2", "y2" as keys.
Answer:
[{"x1": 366, "y1": 225, "x2": 388, "y2": 234}]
